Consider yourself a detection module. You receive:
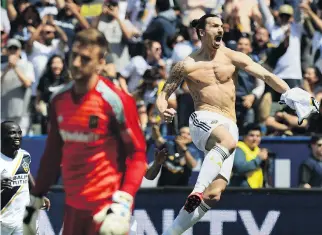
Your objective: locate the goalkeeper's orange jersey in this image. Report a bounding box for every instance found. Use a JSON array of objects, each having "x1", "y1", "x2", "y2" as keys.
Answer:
[{"x1": 32, "y1": 76, "x2": 147, "y2": 214}]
